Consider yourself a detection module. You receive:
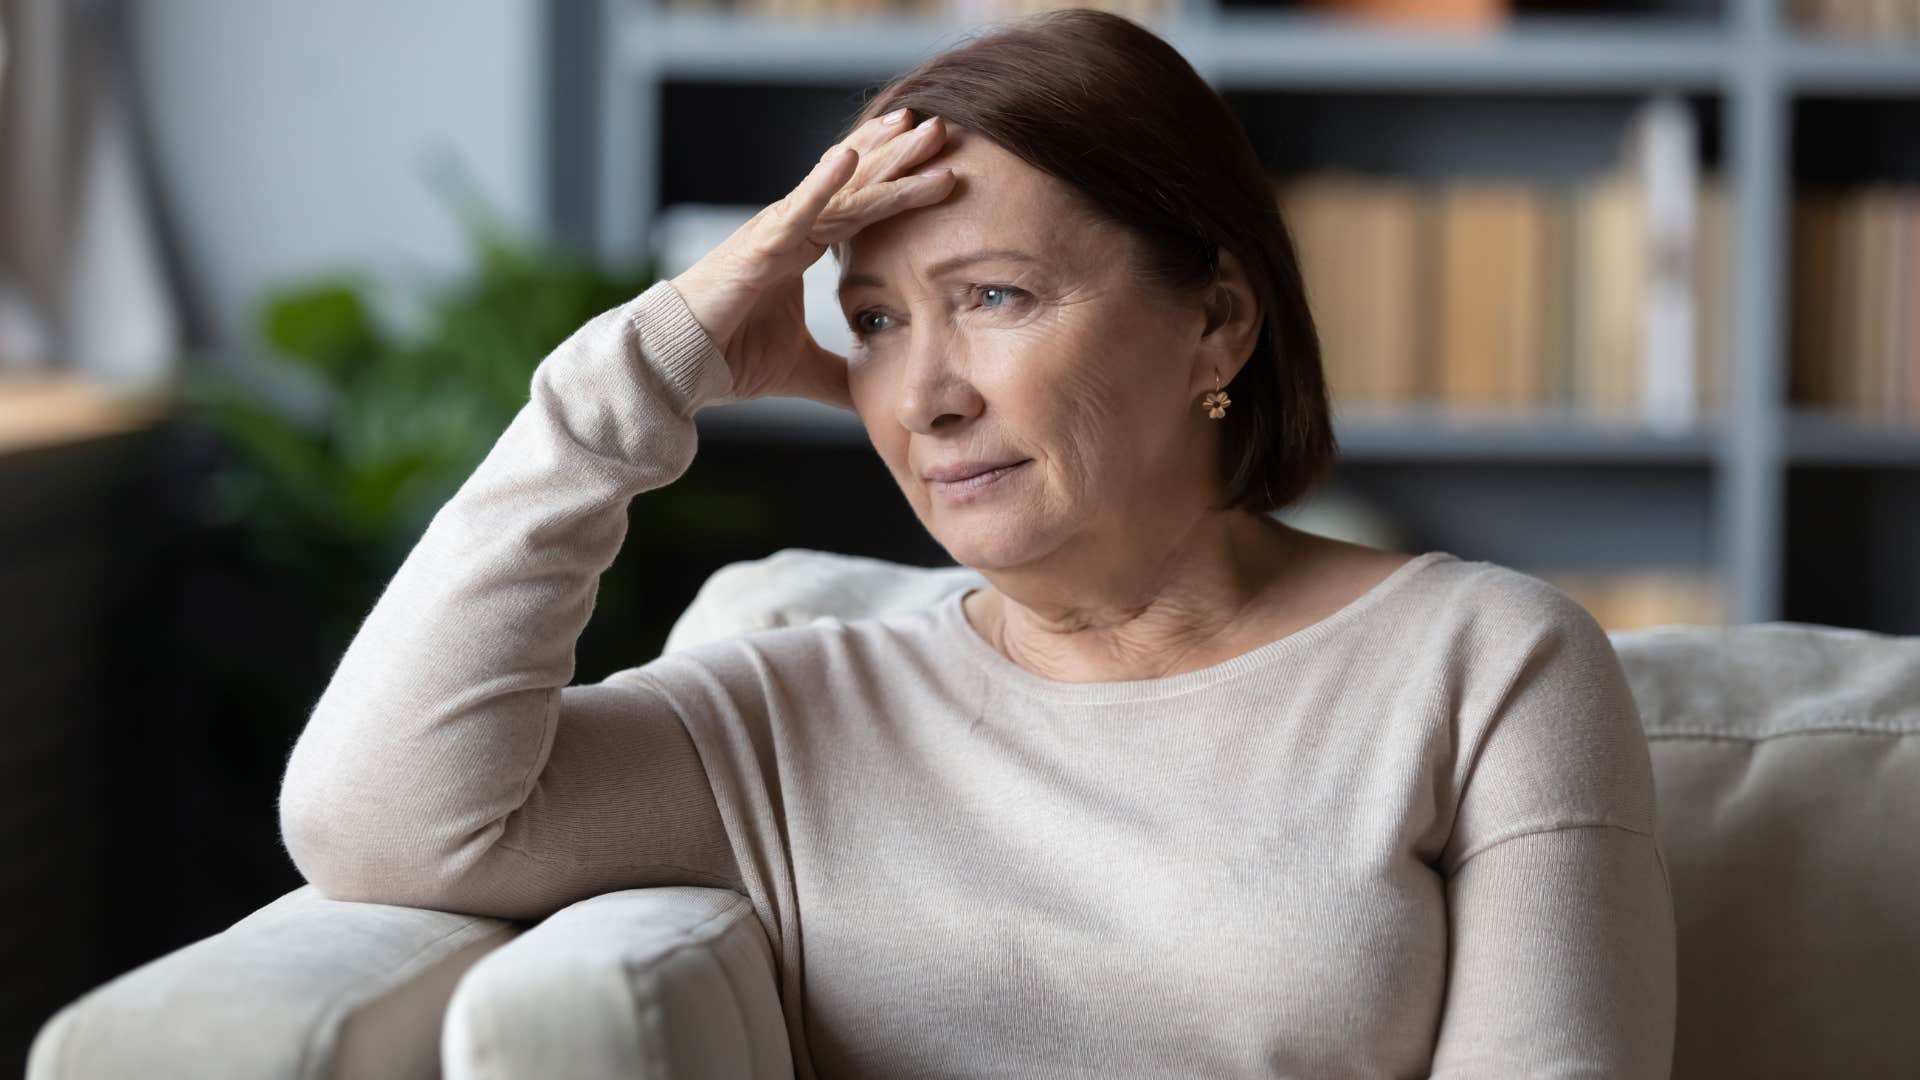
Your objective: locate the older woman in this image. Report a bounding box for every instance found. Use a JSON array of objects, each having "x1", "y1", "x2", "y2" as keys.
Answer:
[{"x1": 279, "y1": 9, "x2": 1675, "y2": 1079}]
